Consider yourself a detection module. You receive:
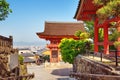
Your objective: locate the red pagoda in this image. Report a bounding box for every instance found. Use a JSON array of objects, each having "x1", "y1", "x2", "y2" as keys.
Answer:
[
  {"x1": 74, "y1": 0, "x2": 120, "y2": 54},
  {"x1": 36, "y1": 21, "x2": 85, "y2": 63}
]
